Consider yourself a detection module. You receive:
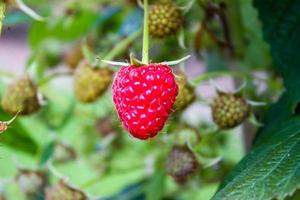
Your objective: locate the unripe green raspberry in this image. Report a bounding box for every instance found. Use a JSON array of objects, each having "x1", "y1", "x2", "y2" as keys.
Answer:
[
  {"x1": 64, "y1": 38, "x2": 94, "y2": 70},
  {"x1": 74, "y1": 60, "x2": 113, "y2": 103},
  {"x1": 166, "y1": 146, "x2": 198, "y2": 182},
  {"x1": 45, "y1": 180, "x2": 87, "y2": 200},
  {"x1": 211, "y1": 92, "x2": 250, "y2": 129},
  {"x1": 174, "y1": 75, "x2": 196, "y2": 112},
  {"x1": 1, "y1": 76, "x2": 40, "y2": 115},
  {"x1": 64, "y1": 43, "x2": 84, "y2": 70},
  {"x1": 149, "y1": 3, "x2": 183, "y2": 38}
]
